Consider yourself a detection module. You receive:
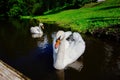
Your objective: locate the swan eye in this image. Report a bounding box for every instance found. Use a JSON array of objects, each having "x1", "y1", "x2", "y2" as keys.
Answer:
[{"x1": 56, "y1": 36, "x2": 61, "y2": 42}]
